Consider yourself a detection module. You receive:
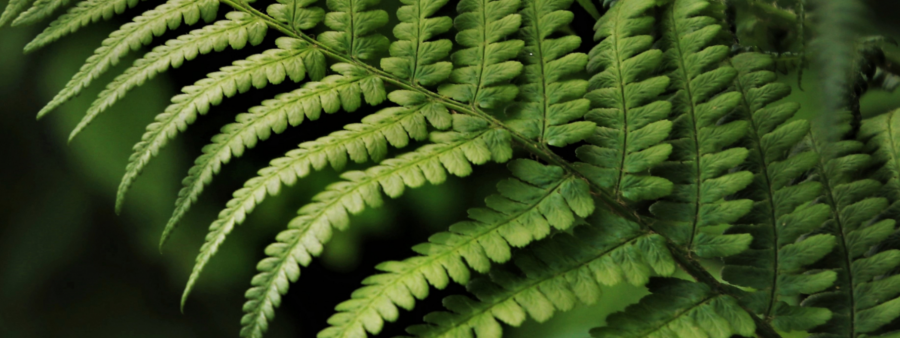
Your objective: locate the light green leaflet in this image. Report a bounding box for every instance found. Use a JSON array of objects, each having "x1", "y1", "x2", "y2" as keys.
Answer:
[
  {"x1": 36, "y1": 0, "x2": 220, "y2": 120},
  {"x1": 0, "y1": 0, "x2": 33, "y2": 27},
  {"x1": 236, "y1": 120, "x2": 512, "y2": 338},
  {"x1": 318, "y1": 0, "x2": 389, "y2": 60},
  {"x1": 116, "y1": 37, "x2": 315, "y2": 212},
  {"x1": 159, "y1": 64, "x2": 384, "y2": 248},
  {"x1": 23, "y1": 0, "x2": 149, "y2": 52},
  {"x1": 320, "y1": 159, "x2": 594, "y2": 338},
  {"x1": 73, "y1": 11, "x2": 269, "y2": 141},
  {"x1": 267, "y1": 0, "x2": 324, "y2": 32}
]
